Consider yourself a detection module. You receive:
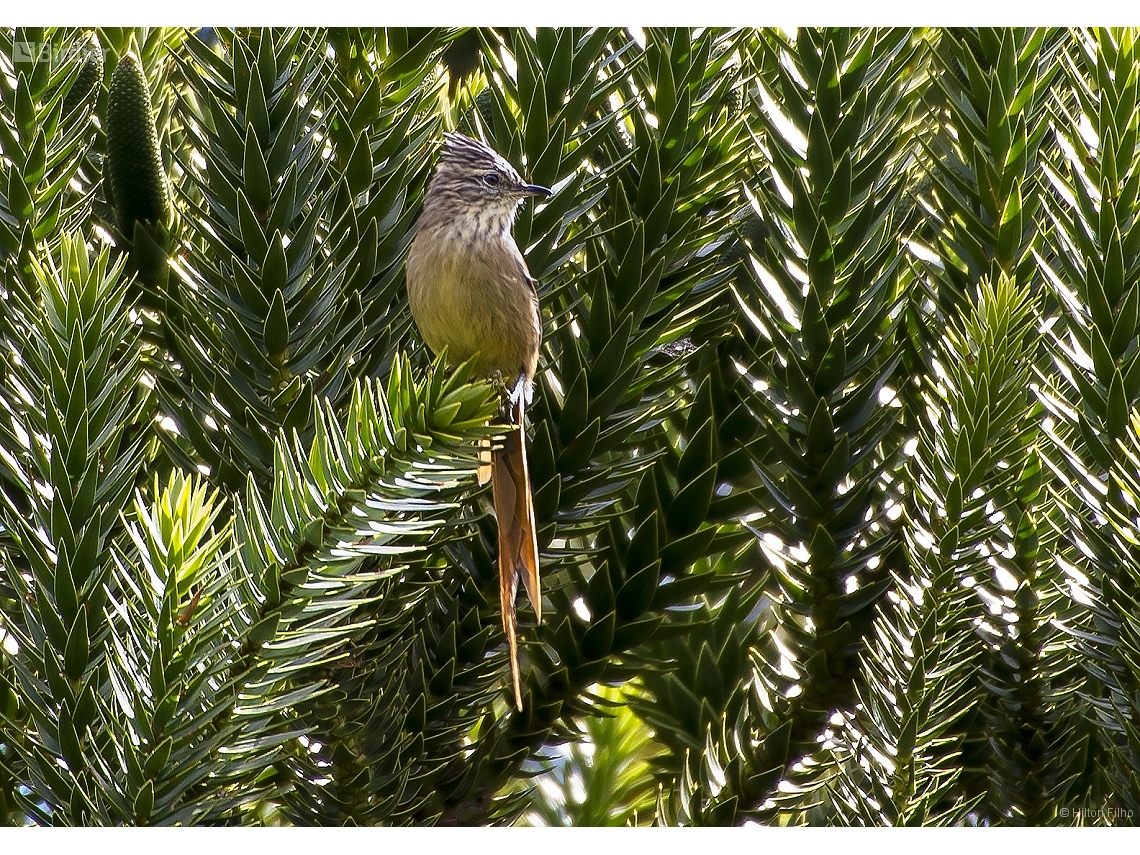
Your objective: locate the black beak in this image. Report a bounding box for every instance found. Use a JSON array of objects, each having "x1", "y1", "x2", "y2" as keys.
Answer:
[{"x1": 521, "y1": 183, "x2": 552, "y2": 198}]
